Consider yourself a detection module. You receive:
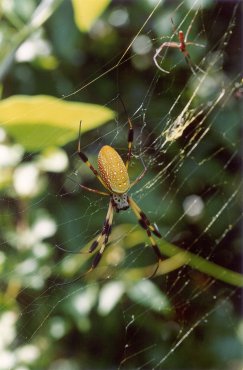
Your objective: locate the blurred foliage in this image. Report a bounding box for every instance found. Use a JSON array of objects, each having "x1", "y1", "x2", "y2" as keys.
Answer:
[
  {"x1": 0, "y1": 0, "x2": 242, "y2": 370},
  {"x1": 0, "y1": 95, "x2": 114, "y2": 150},
  {"x1": 71, "y1": 0, "x2": 111, "y2": 32}
]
